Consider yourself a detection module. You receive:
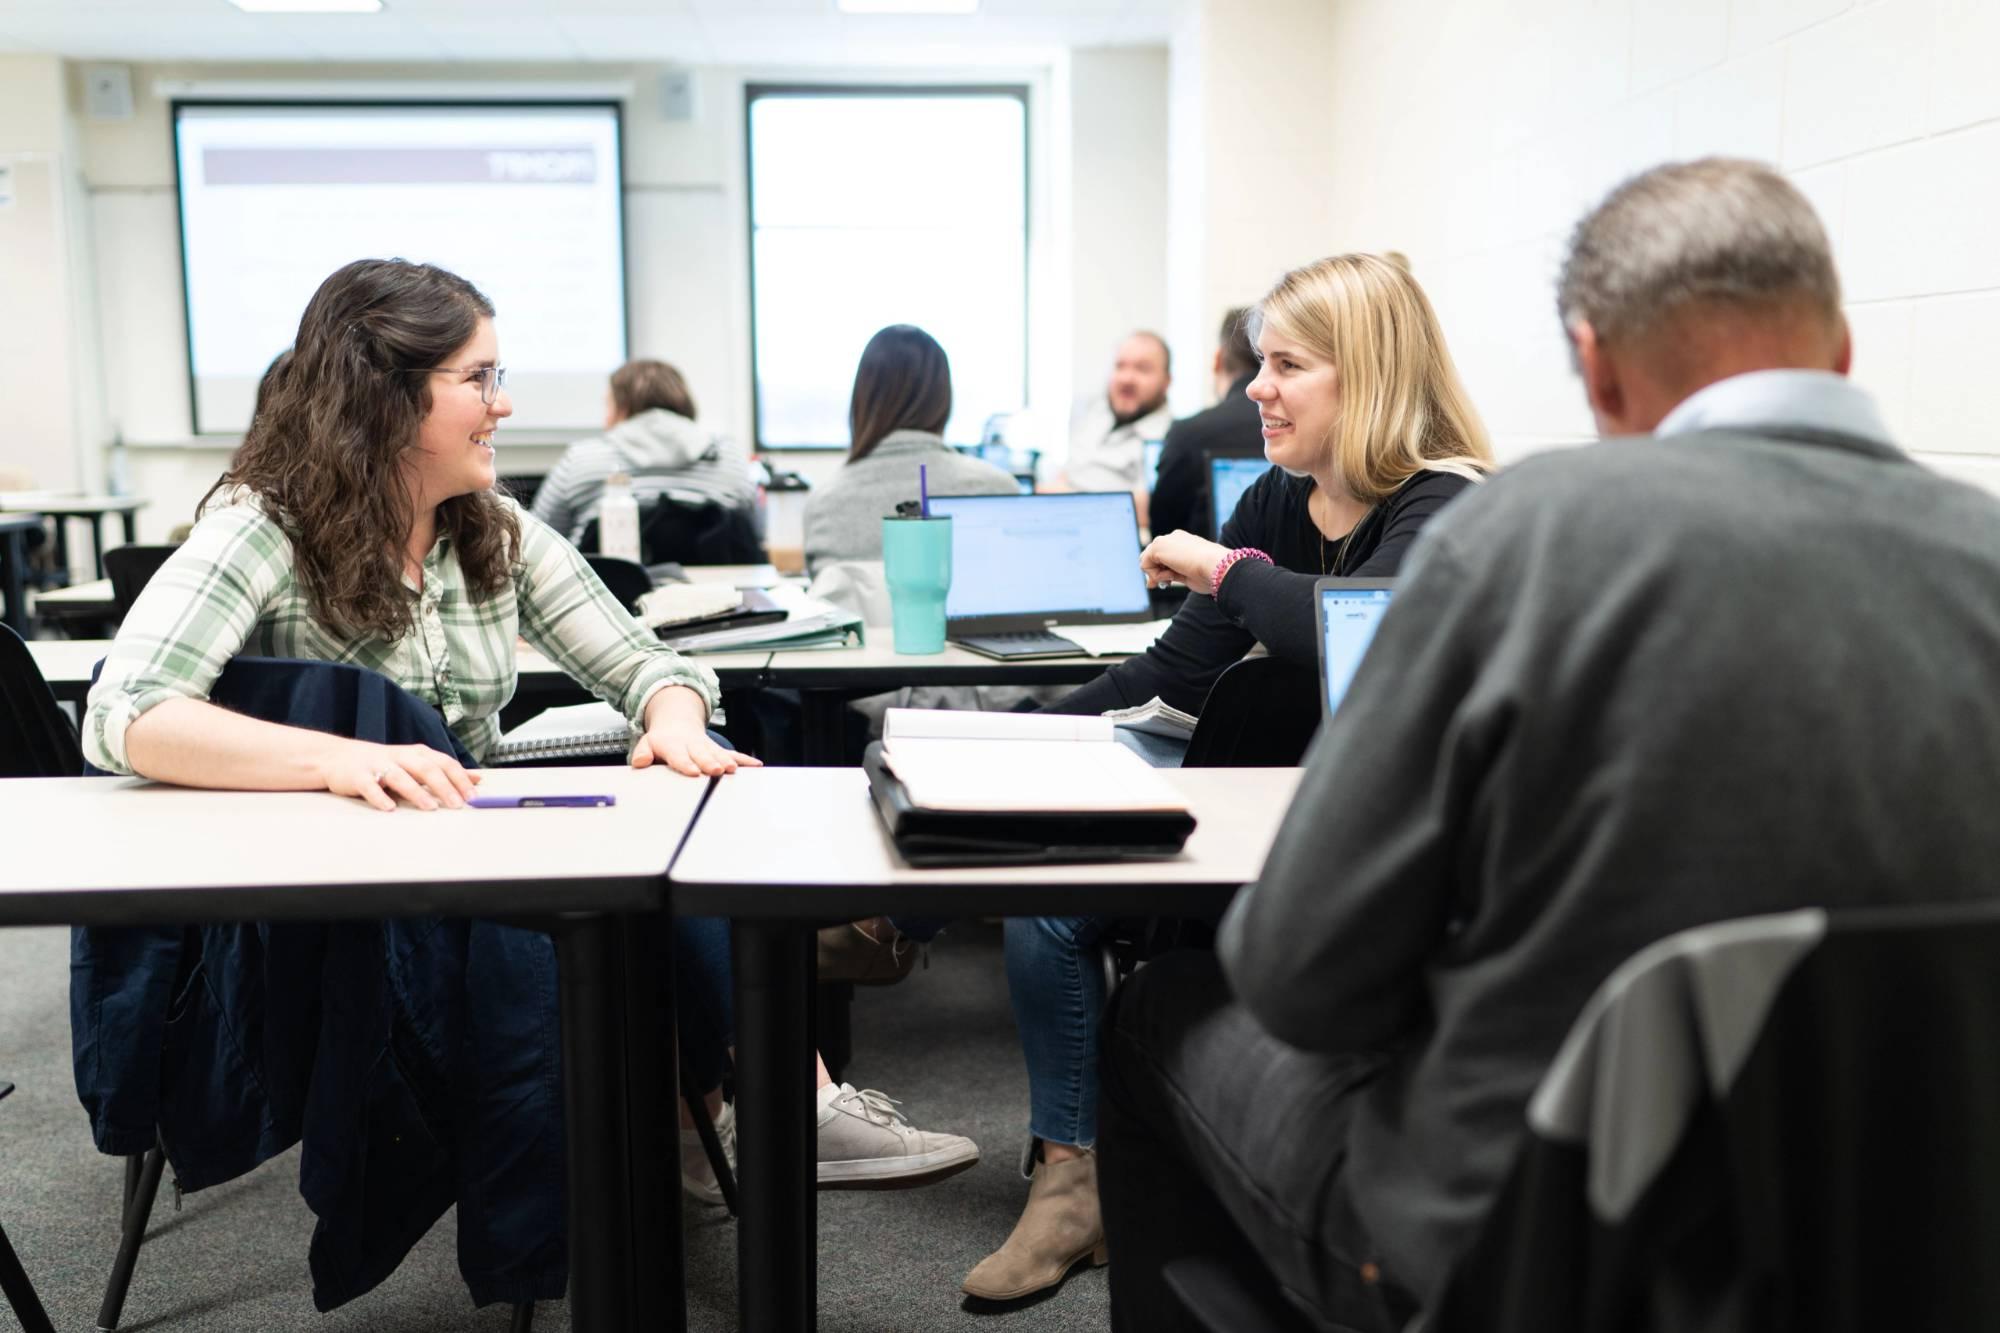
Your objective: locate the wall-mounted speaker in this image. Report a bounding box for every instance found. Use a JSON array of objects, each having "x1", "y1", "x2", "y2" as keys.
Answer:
[
  {"x1": 83, "y1": 64, "x2": 135, "y2": 121},
  {"x1": 660, "y1": 69, "x2": 698, "y2": 123}
]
